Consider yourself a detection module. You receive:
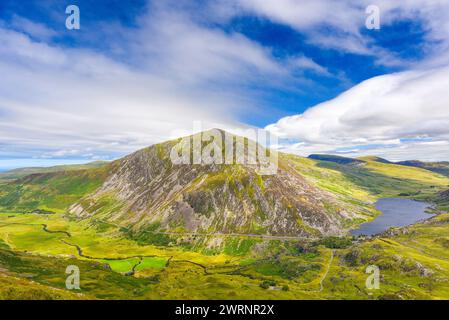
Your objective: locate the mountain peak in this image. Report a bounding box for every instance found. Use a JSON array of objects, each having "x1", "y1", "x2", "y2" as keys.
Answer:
[{"x1": 68, "y1": 134, "x2": 358, "y2": 239}]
